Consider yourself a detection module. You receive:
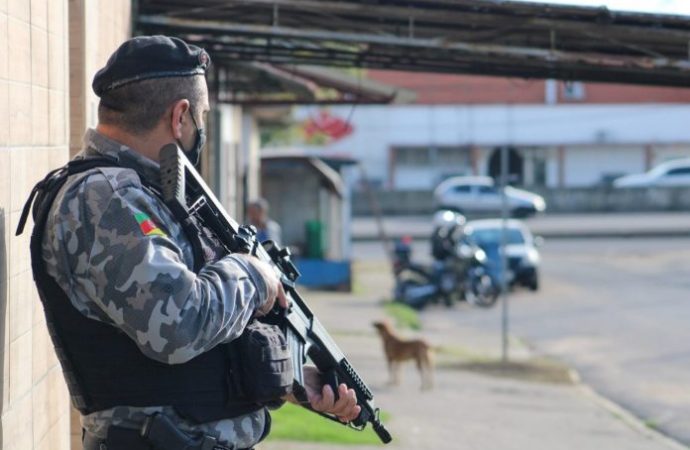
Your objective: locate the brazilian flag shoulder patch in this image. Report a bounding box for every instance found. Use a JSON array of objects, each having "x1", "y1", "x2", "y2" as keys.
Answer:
[{"x1": 134, "y1": 212, "x2": 167, "y2": 237}]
